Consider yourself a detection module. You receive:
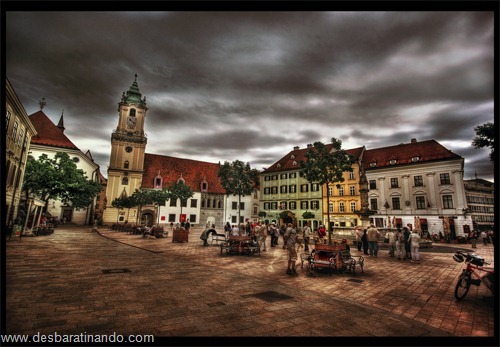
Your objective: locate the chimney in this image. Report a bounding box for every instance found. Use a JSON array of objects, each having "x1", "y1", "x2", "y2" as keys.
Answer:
[
  {"x1": 307, "y1": 144, "x2": 313, "y2": 148},
  {"x1": 293, "y1": 146, "x2": 299, "y2": 150},
  {"x1": 411, "y1": 138, "x2": 417, "y2": 143}
]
